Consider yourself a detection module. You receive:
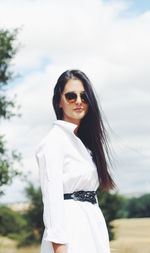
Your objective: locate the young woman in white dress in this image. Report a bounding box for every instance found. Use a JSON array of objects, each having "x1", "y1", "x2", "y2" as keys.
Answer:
[{"x1": 35, "y1": 69, "x2": 116, "y2": 253}]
